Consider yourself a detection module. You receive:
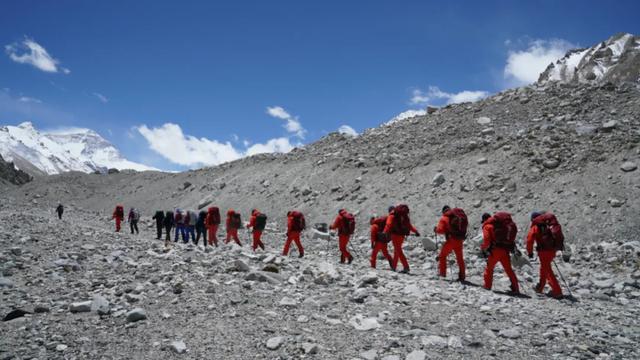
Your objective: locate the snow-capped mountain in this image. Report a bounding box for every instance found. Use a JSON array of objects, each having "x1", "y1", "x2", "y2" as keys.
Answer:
[
  {"x1": 538, "y1": 32, "x2": 640, "y2": 85},
  {"x1": 0, "y1": 122, "x2": 158, "y2": 175}
]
